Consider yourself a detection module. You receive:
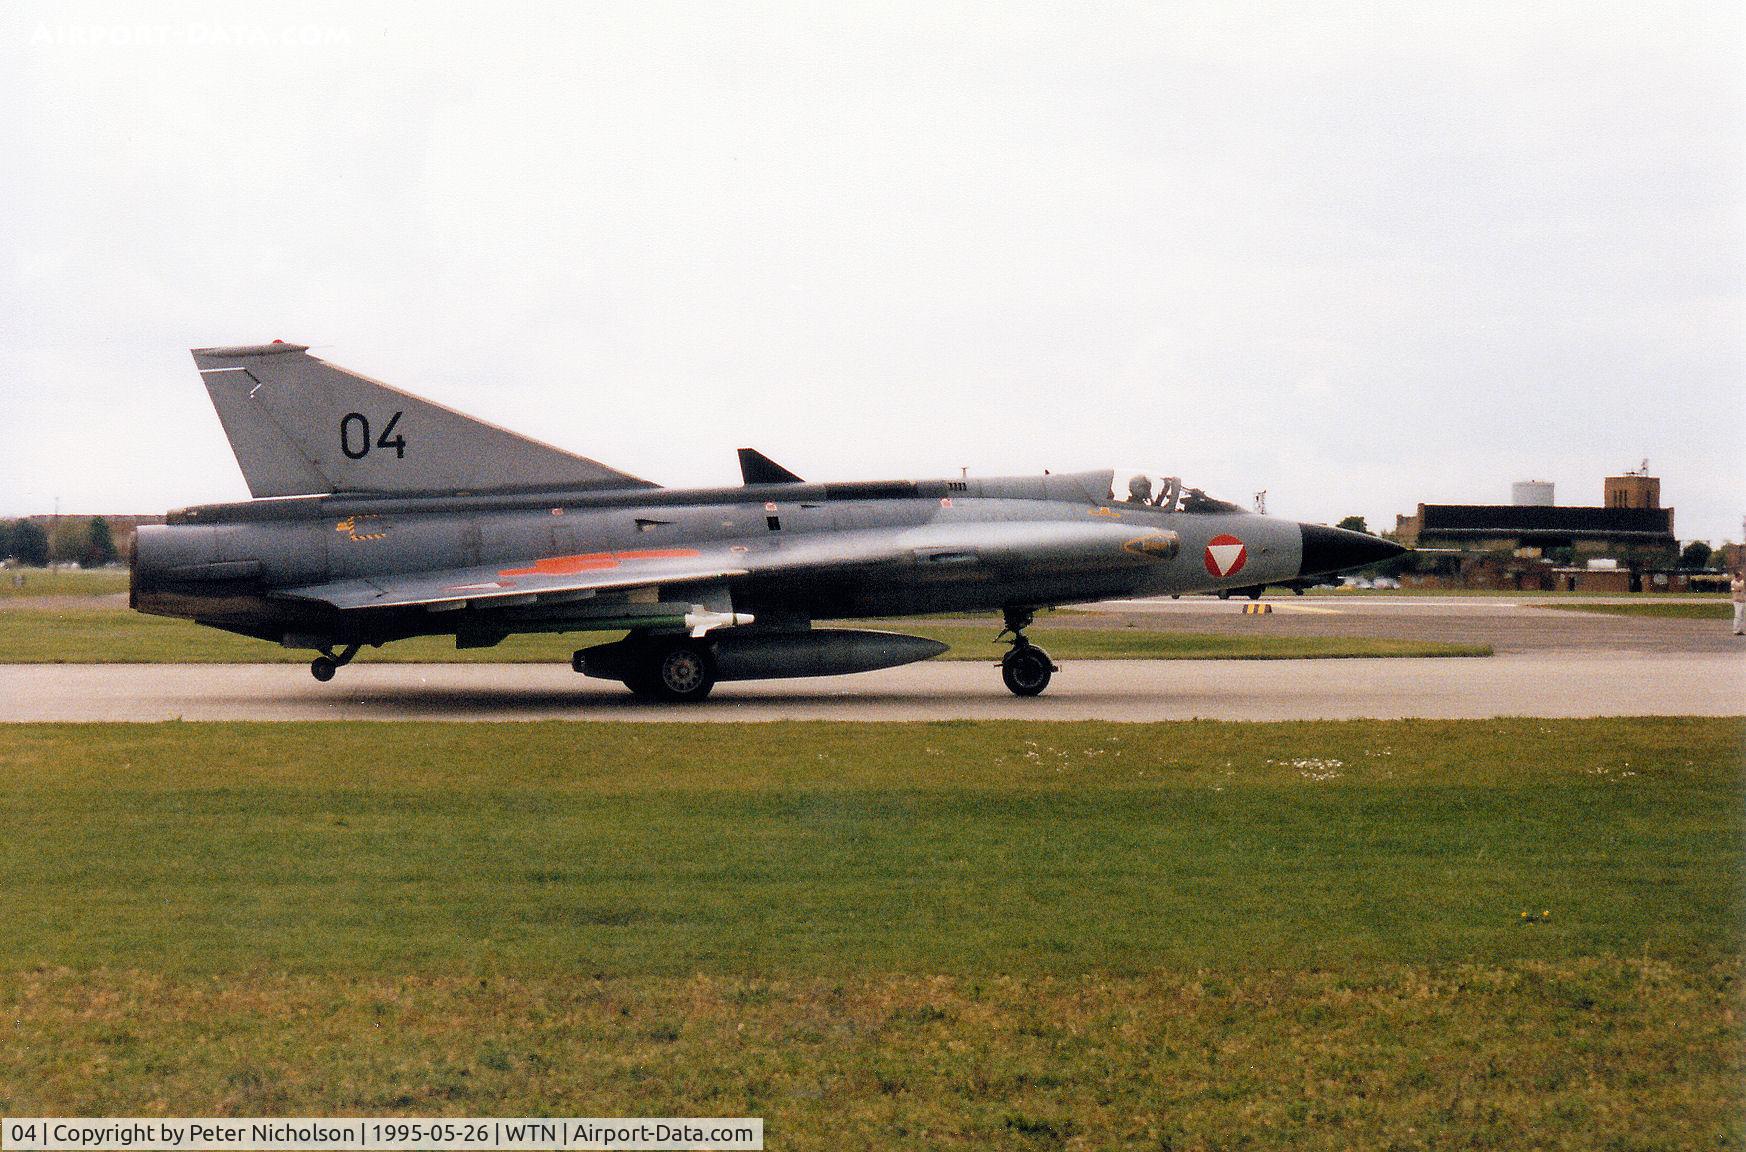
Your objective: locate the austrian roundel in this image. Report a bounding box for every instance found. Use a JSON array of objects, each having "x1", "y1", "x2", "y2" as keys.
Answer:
[{"x1": 1203, "y1": 534, "x2": 1248, "y2": 578}]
